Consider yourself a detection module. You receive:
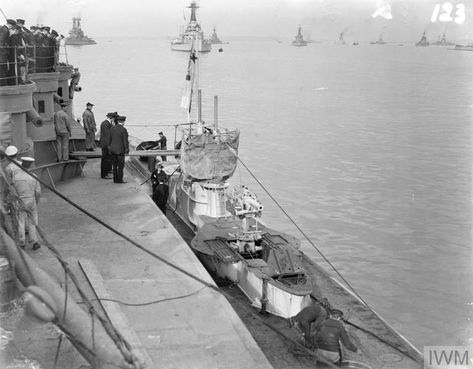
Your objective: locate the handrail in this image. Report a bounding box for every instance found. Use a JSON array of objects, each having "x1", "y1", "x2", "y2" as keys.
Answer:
[
  {"x1": 126, "y1": 122, "x2": 197, "y2": 128},
  {"x1": 0, "y1": 44, "x2": 59, "y2": 86}
]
